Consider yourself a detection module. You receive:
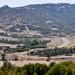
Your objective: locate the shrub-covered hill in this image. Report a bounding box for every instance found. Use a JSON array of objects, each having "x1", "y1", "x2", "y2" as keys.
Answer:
[{"x1": 1, "y1": 3, "x2": 75, "y2": 35}]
